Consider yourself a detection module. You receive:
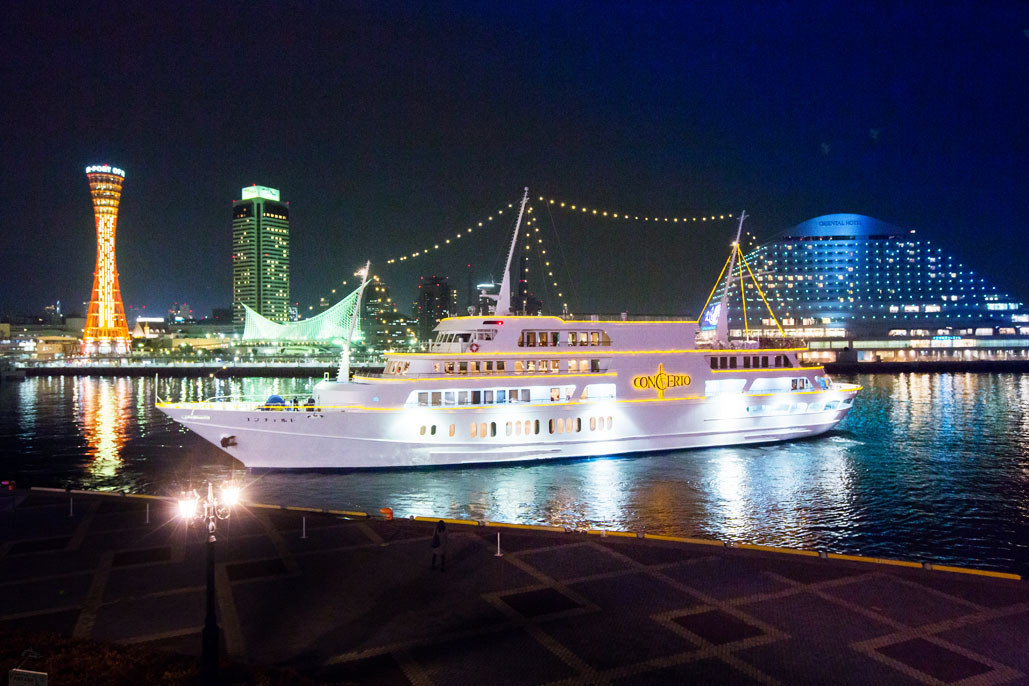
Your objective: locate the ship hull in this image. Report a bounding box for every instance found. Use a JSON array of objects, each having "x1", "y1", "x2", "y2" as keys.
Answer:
[{"x1": 160, "y1": 384, "x2": 858, "y2": 469}]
